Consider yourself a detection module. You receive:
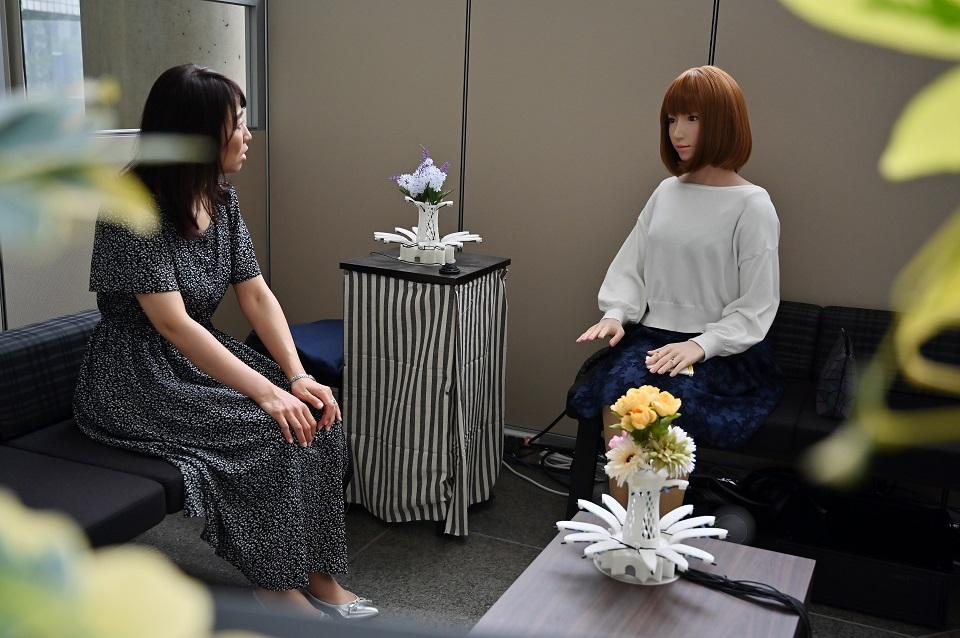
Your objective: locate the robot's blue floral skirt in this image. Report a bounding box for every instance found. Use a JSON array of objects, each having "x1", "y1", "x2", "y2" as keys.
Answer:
[{"x1": 567, "y1": 324, "x2": 785, "y2": 449}]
